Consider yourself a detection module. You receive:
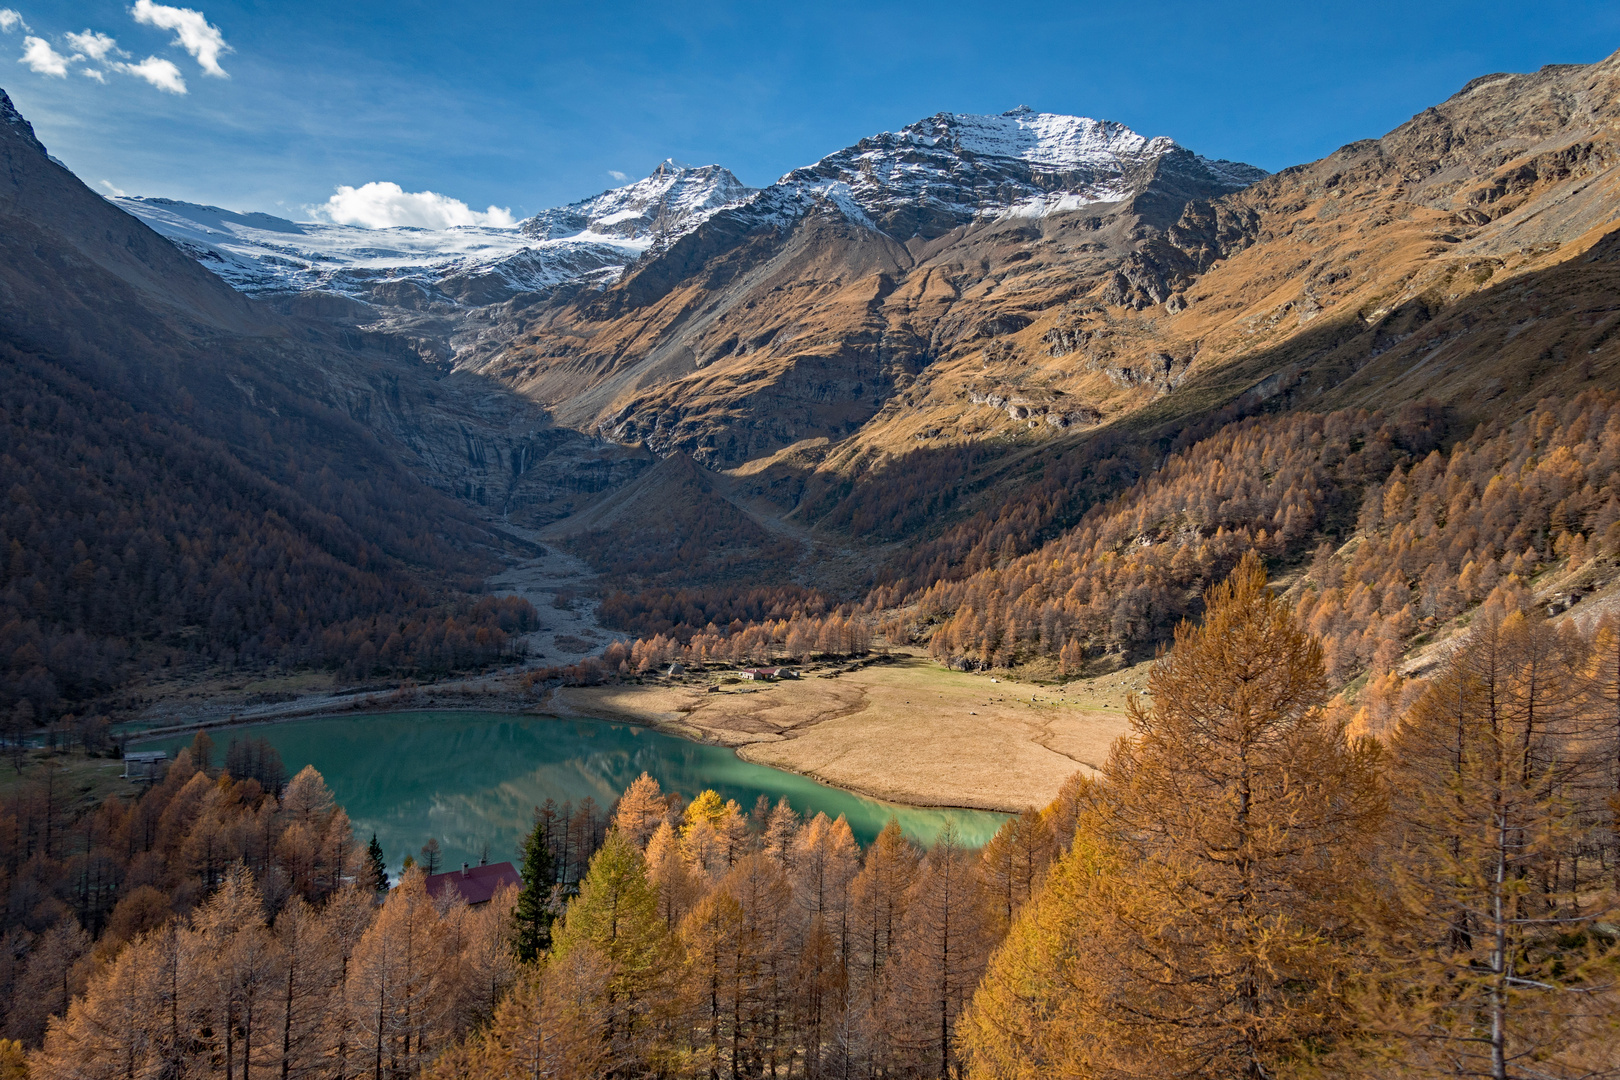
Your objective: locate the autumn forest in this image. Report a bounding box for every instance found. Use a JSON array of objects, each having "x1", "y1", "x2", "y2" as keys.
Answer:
[
  {"x1": 6, "y1": 19, "x2": 1620, "y2": 1080},
  {"x1": 3, "y1": 555, "x2": 1618, "y2": 1078}
]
